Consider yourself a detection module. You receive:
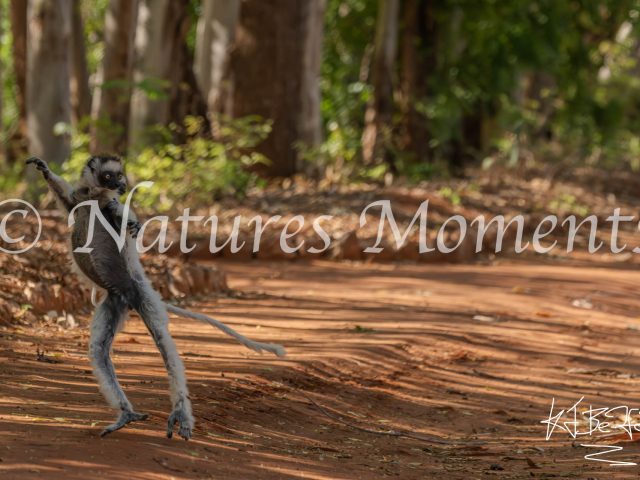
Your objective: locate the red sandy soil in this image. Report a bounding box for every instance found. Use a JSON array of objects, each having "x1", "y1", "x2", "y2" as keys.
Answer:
[{"x1": 2, "y1": 257, "x2": 640, "y2": 479}]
